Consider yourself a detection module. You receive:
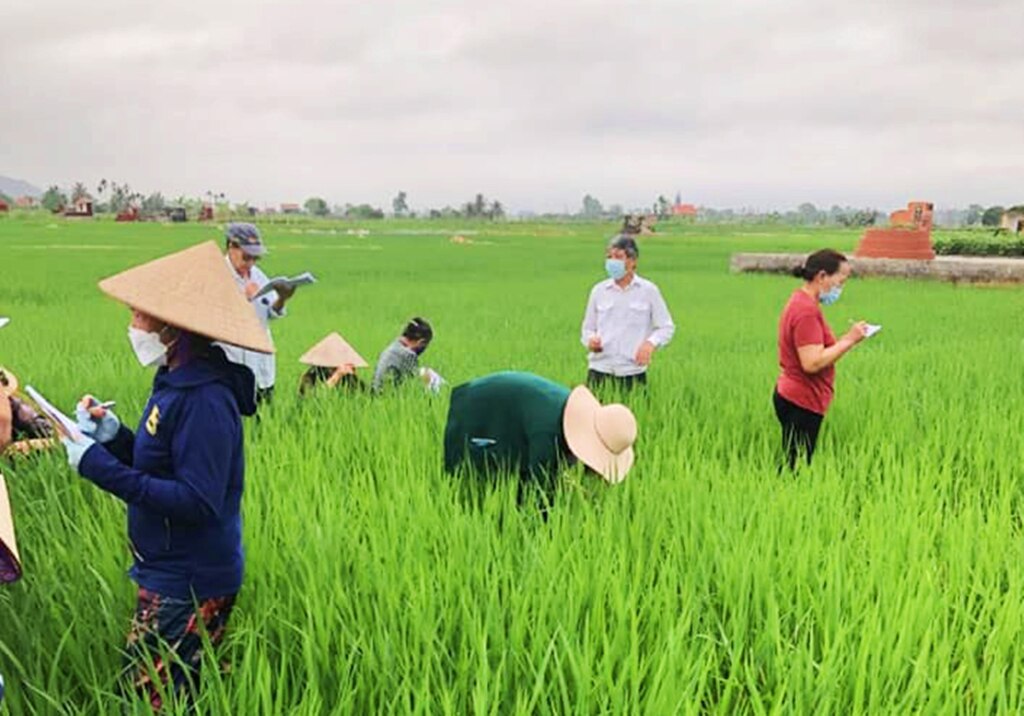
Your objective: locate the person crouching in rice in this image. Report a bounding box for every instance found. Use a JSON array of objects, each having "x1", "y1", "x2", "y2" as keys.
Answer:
[
  {"x1": 0, "y1": 467, "x2": 23, "y2": 708},
  {"x1": 371, "y1": 317, "x2": 440, "y2": 394},
  {"x1": 59, "y1": 242, "x2": 271, "y2": 711},
  {"x1": 1, "y1": 318, "x2": 56, "y2": 458},
  {"x1": 297, "y1": 332, "x2": 369, "y2": 396},
  {"x1": 443, "y1": 371, "x2": 637, "y2": 506}
]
